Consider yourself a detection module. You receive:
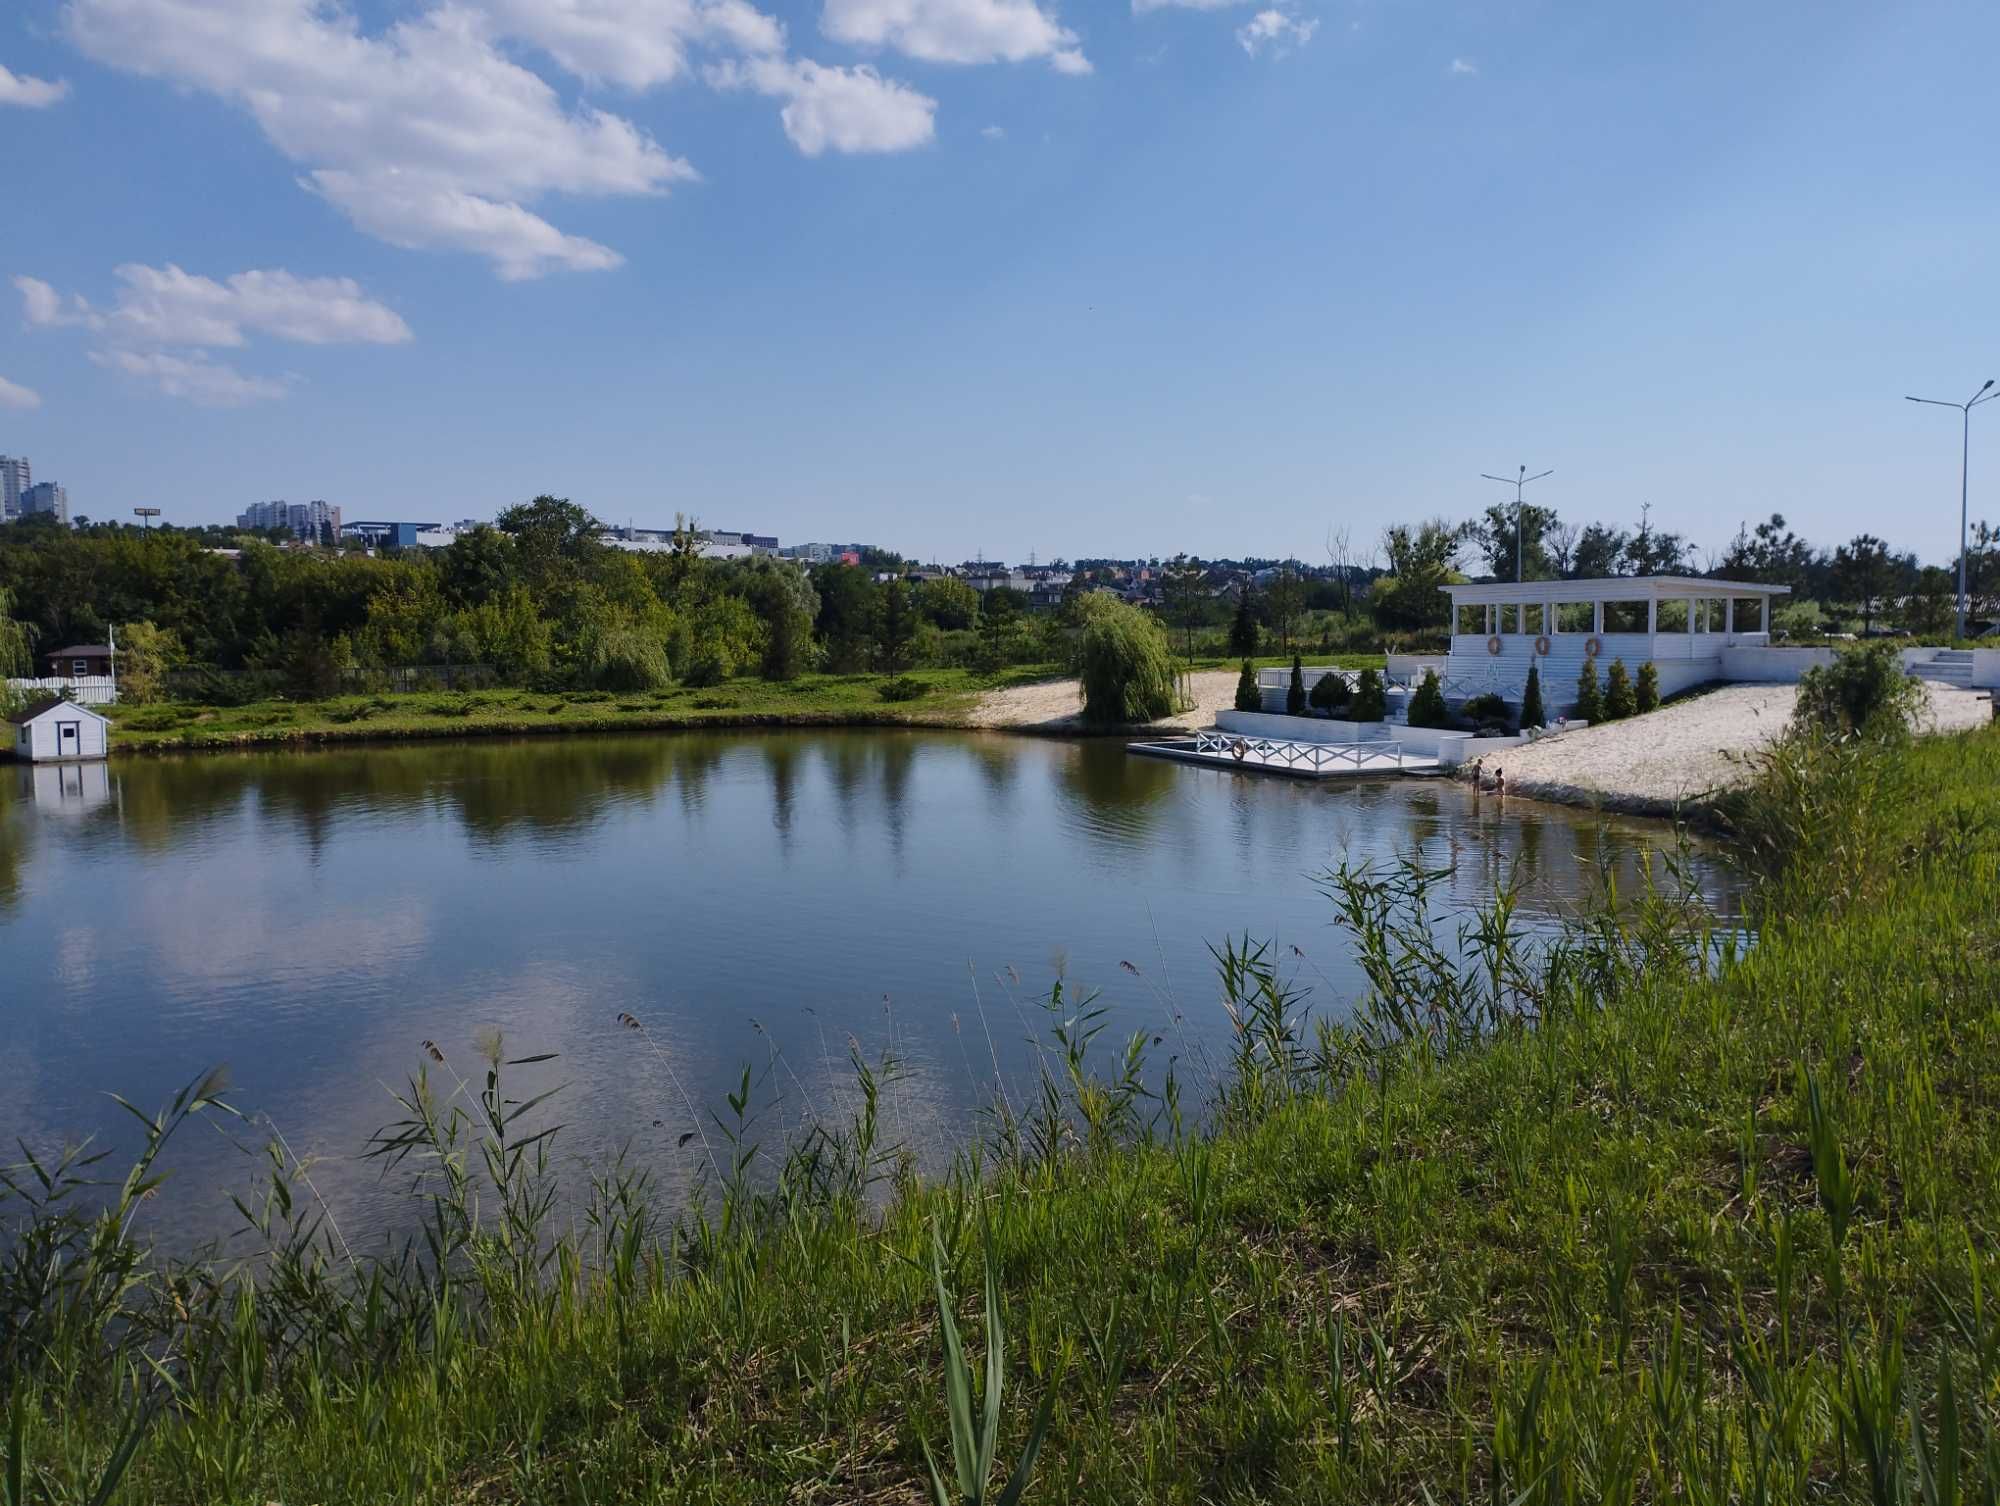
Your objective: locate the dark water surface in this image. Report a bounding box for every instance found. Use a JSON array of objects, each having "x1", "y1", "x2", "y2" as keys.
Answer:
[{"x1": 1, "y1": 731, "x2": 1740, "y2": 1243}]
